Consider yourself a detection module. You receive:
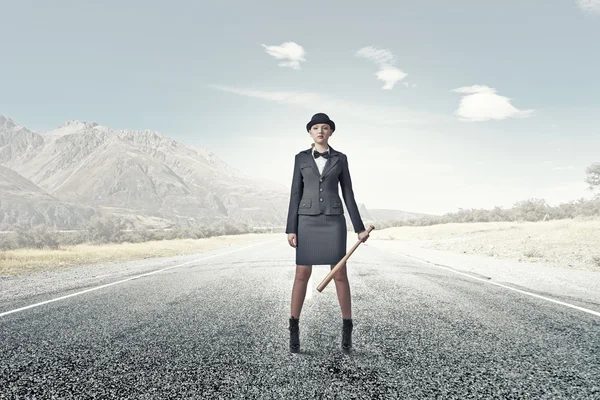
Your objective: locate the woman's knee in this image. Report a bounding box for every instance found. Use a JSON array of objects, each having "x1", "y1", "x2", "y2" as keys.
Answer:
[
  {"x1": 331, "y1": 263, "x2": 348, "y2": 282},
  {"x1": 295, "y1": 265, "x2": 312, "y2": 282}
]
